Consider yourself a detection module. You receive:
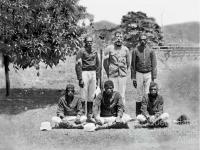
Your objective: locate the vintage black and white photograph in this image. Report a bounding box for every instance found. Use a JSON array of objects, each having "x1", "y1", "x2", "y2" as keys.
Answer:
[{"x1": 0, "y1": 0, "x2": 199, "y2": 149}]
